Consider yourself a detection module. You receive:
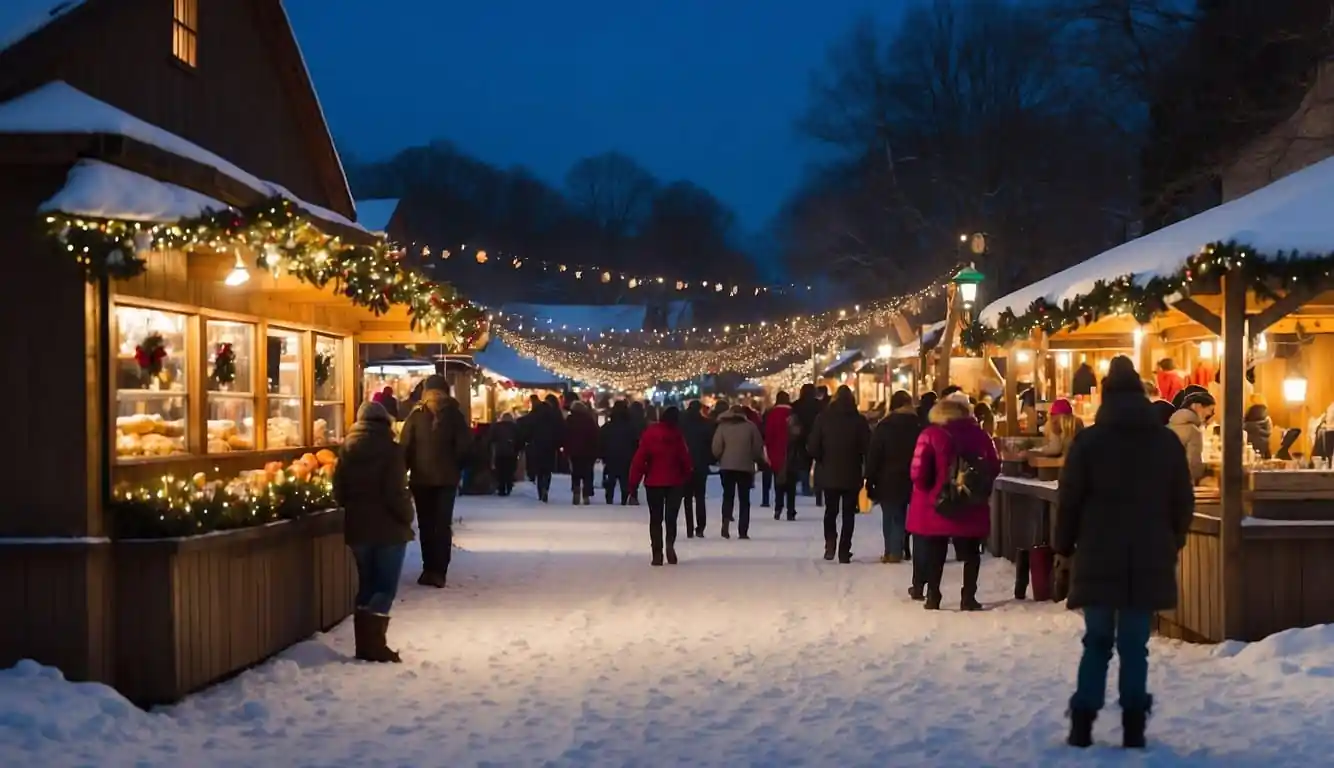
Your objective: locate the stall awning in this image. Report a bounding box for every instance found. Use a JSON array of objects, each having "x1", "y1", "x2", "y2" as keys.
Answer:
[
  {"x1": 821, "y1": 349, "x2": 864, "y2": 378},
  {"x1": 979, "y1": 154, "x2": 1334, "y2": 328},
  {"x1": 474, "y1": 338, "x2": 568, "y2": 390},
  {"x1": 895, "y1": 321, "x2": 947, "y2": 359}
]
